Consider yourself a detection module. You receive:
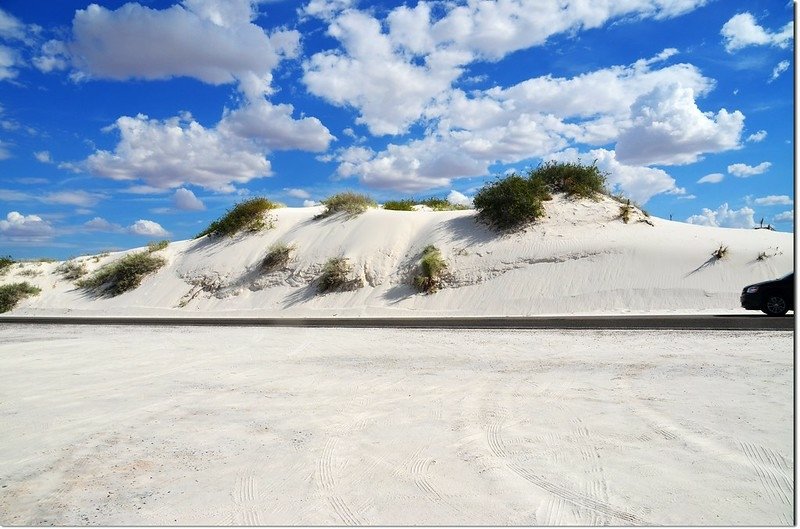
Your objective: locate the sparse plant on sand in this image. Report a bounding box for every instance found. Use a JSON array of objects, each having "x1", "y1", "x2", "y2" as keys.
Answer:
[
  {"x1": 619, "y1": 200, "x2": 634, "y2": 224},
  {"x1": 0, "y1": 282, "x2": 41, "y2": 313},
  {"x1": 530, "y1": 160, "x2": 608, "y2": 199},
  {"x1": 318, "y1": 257, "x2": 353, "y2": 293},
  {"x1": 56, "y1": 260, "x2": 88, "y2": 280},
  {"x1": 382, "y1": 199, "x2": 416, "y2": 211},
  {"x1": 261, "y1": 243, "x2": 294, "y2": 272},
  {"x1": 712, "y1": 244, "x2": 728, "y2": 260},
  {"x1": 317, "y1": 192, "x2": 376, "y2": 218},
  {"x1": 413, "y1": 245, "x2": 447, "y2": 293},
  {"x1": 147, "y1": 240, "x2": 170, "y2": 253},
  {"x1": 473, "y1": 173, "x2": 550, "y2": 231},
  {"x1": 17, "y1": 268, "x2": 43, "y2": 278},
  {"x1": 77, "y1": 251, "x2": 166, "y2": 297},
  {"x1": 0, "y1": 256, "x2": 13, "y2": 275},
  {"x1": 196, "y1": 197, "x2": 281, "y2": 238},
  {"x1": 420, "y1": 197, "x2": 470, "y2": 211}
]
